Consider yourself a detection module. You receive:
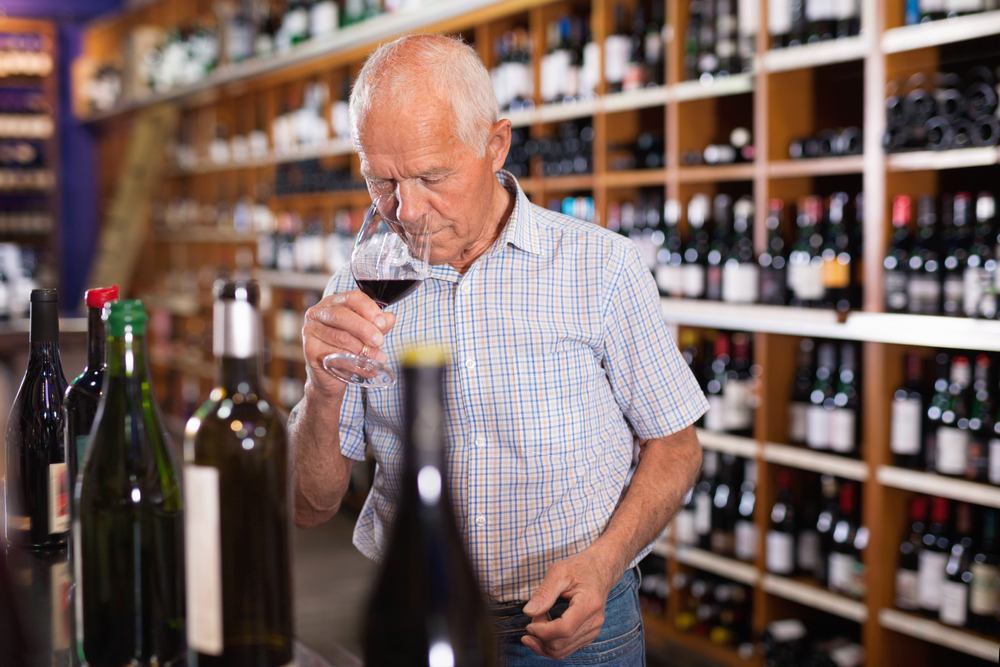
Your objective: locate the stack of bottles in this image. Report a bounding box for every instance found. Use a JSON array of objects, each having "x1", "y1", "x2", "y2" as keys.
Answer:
[
  {"x1": 681, "y1": 127, "x2": 755, "y2": 166},
  {"x1": 603, "y1": 0, "x2": 666, "y2": 93},
  {"x1": 678, "y1": 329, "x2": 759, "y2": 438},
  {"x1": 767, "y1": 0, "x2": 862, "y2": 49},
  {"x1": 762, "y1": 619, "x2": 863, "y2": 667},
  {"x1": 789, "y1": 127, "x2": 863, "y2": 160},
  {"x1": 491, "y1": 27, "x2": 534, "y2": 112},
  {"x1": 673, "y1": 569, "x2": 755, "y2": 657},
  {"x1": 538, "y1": 13, "x2": 600, "y2": 104},
  {"x1": 787, "y1": 338, "x2": 863, "y2": 458},
  {"x1": 684, "y1": 0, "x2": 758, "y2": 81}
]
